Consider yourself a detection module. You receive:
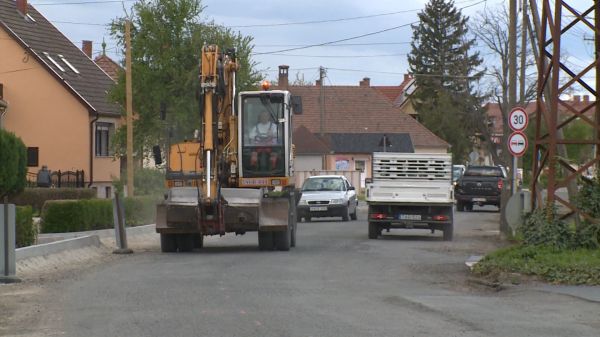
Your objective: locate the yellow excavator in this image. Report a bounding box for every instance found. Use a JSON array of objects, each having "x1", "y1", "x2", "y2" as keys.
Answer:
[{"x1": 154, "y1": 45, "x2": 302, "y2": 252}]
